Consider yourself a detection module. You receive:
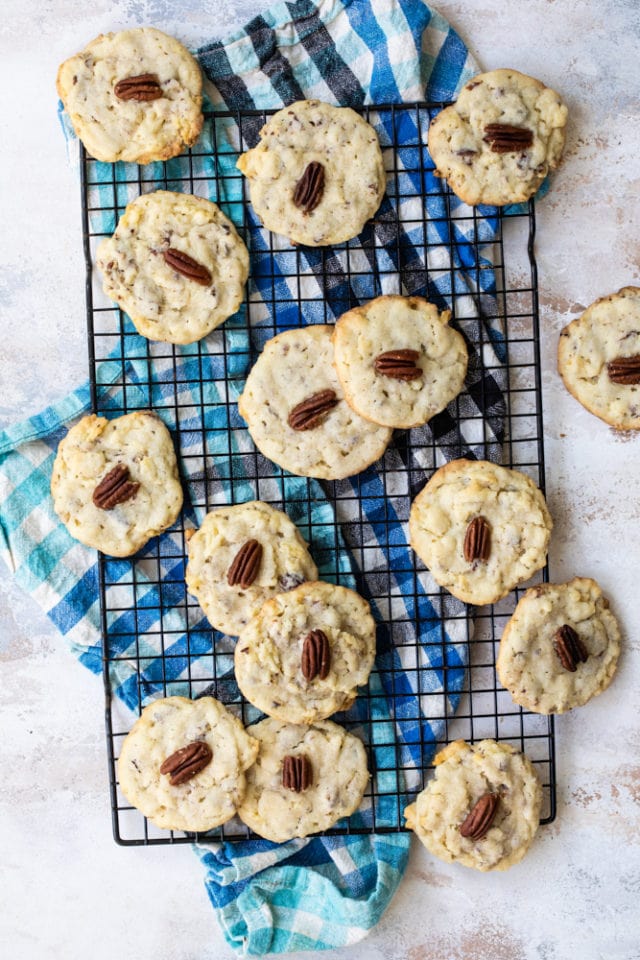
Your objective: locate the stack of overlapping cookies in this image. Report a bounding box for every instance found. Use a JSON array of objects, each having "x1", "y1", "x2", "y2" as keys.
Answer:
[{"x1": 54, "y1": 26, "x2": 630, "y2": 869}]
